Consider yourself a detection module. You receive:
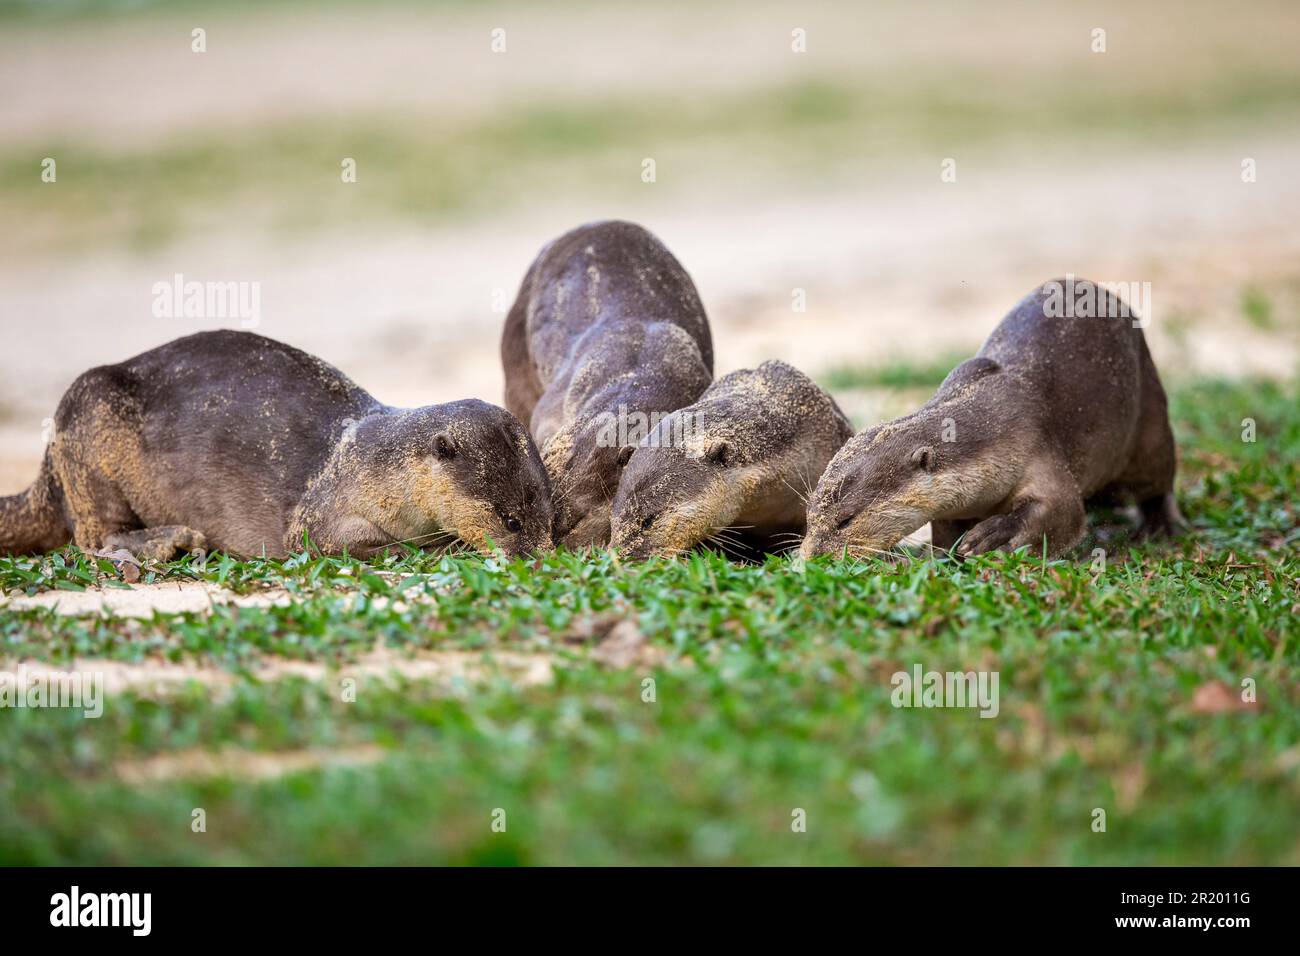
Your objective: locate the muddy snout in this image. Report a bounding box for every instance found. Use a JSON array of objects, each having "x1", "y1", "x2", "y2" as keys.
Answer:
[
  {"x1": 798, "y1": 529, "x2": 838, "y2": 560},
  {"x1": 610, "y1": 532, "x2": 654, "y2": 562},
  {"x1": 554, "y1": 506, "x2": 611, "y2": 551}
]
